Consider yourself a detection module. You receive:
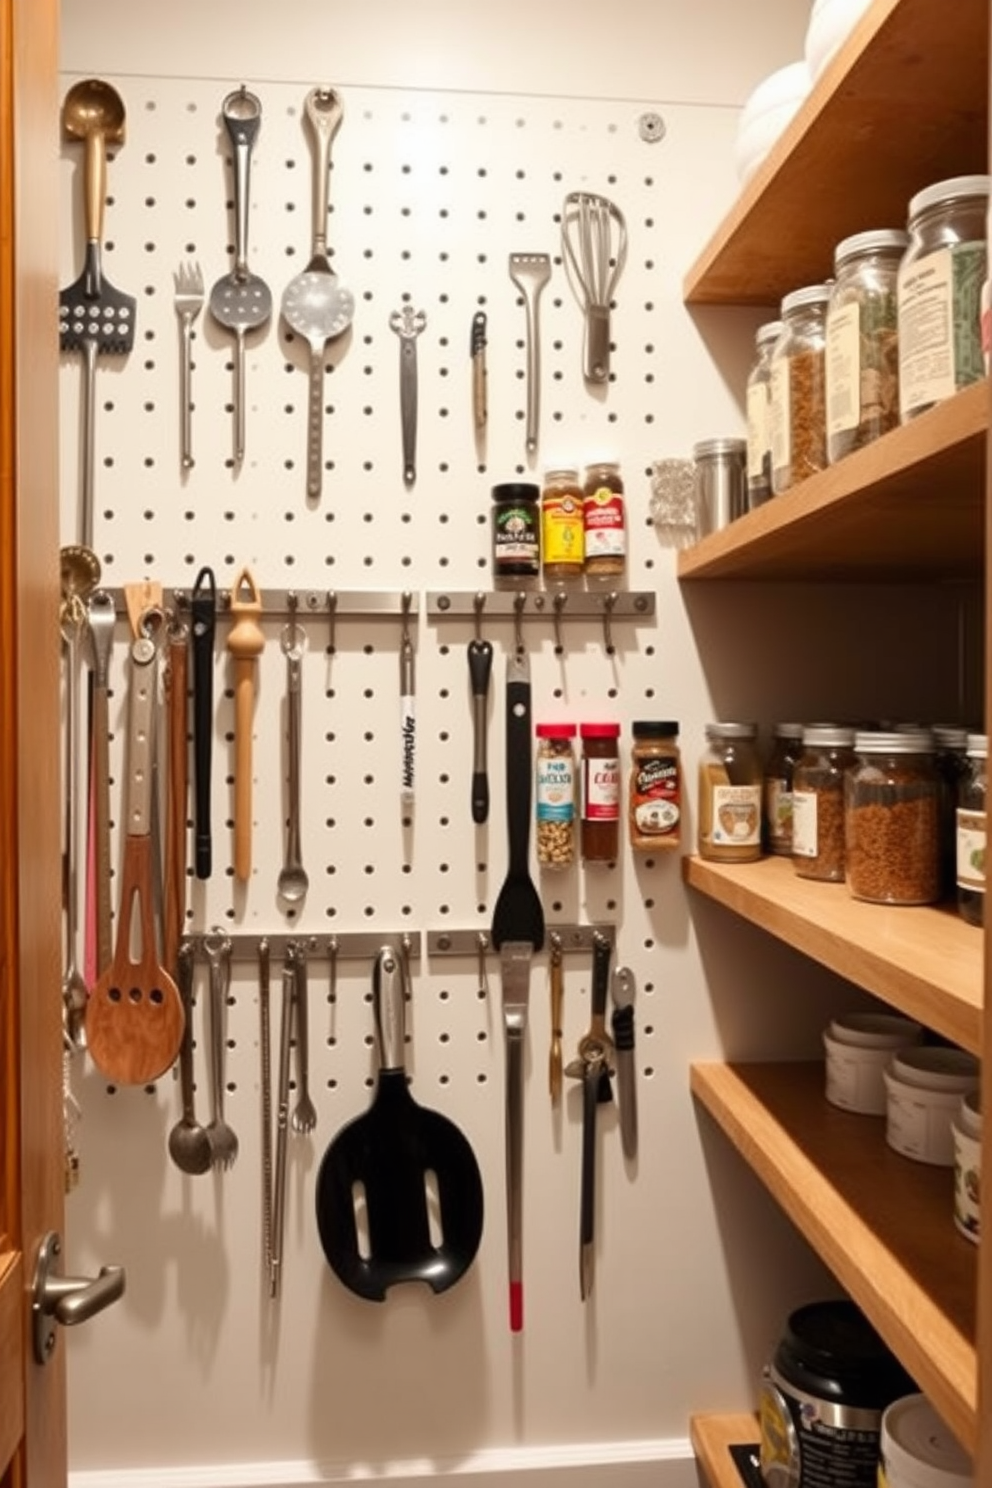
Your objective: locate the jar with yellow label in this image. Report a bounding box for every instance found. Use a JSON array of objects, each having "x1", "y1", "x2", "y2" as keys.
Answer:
[
  {"x1": 582, "y1": 462, "x2": 626, "y2": 578},
  {"x1": 541, "y1": 469, "x2": 584, "y2": 581}
]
